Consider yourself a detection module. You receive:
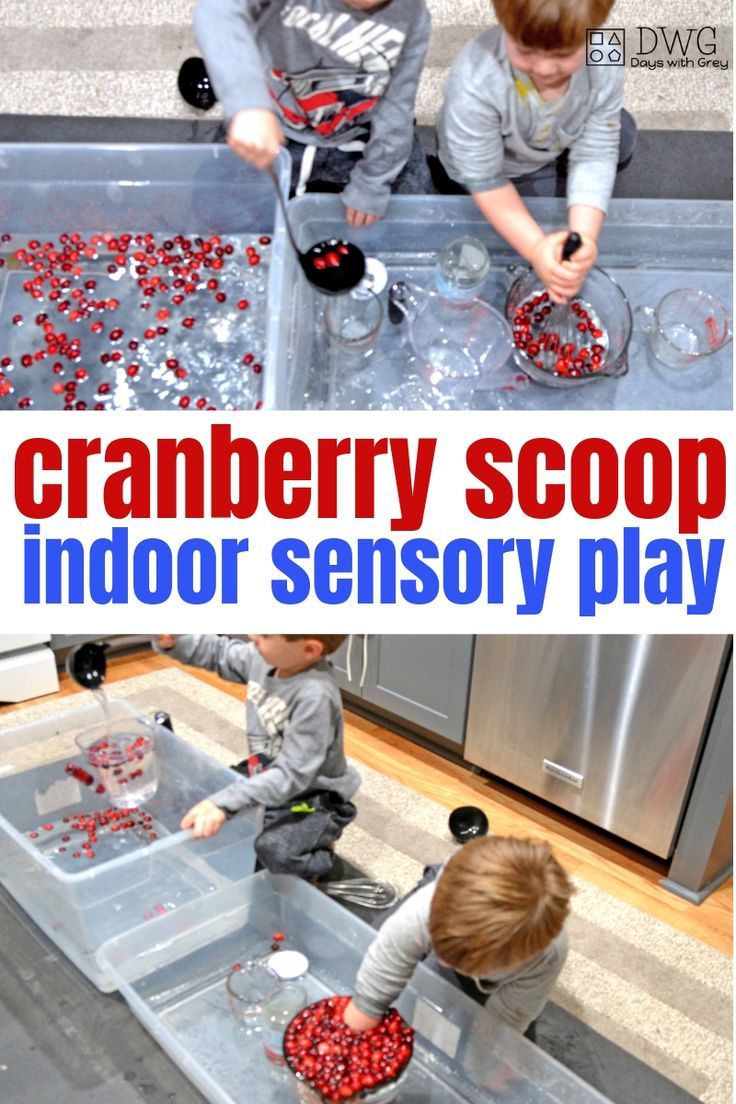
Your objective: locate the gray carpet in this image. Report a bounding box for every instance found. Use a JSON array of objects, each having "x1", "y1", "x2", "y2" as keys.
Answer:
[{"x1": 0, "y1": 0, "x2": 731, "y2": 130}]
